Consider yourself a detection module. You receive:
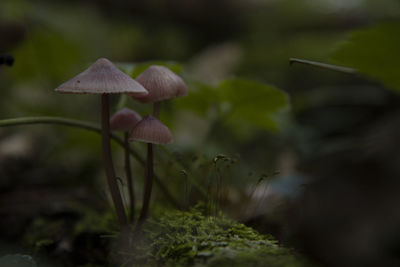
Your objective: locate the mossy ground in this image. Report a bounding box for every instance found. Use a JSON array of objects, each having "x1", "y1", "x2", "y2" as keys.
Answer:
[{"x1": 126, "y1": 204, "x2": 310, "y2": 267}]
